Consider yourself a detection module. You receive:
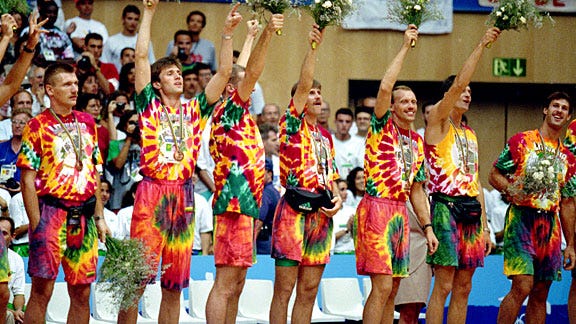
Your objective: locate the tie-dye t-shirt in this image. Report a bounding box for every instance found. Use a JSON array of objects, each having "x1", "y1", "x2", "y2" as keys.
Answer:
[
  {"x1": 425, "y1": 123, "x2": 479, "y2": 197},
  {"x1": 17, "y1": 110, "x2": 102, "y2": 202},
  {"x1": 564, "y1": 119, "x2": 576, "y2": 154},
  {"x1": 365, "y1": 111, "x2": 426, "y2": 201},
  {"x1": 210, "y1": 89, "x2": 264, "y2": 218},
  {"x1": 135, "y1": 84, "x2": 213, "y2": 181},
  {"x1": 280, "y1": 99, "x2": 339, "y2": 191},
  {"x1": 494, "y1": 129, "x2": 576, "y2": 211}
]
